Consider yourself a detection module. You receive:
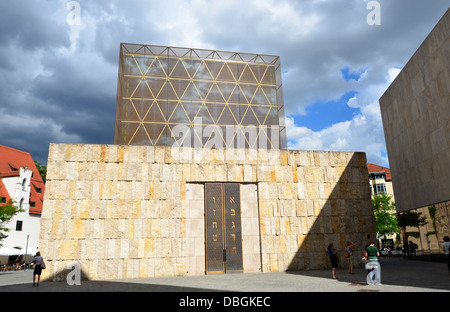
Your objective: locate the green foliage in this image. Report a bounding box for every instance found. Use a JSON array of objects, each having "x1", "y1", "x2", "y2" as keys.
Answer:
[
  {"x1": 34, "y1": 160, "x2": 47, "y2": 182},
  {"x1": 0, "y1": 181, "x2": 24, "y2": 246},
  {"x1": 372, "y1": 193, "x2": 400, "y2": 237}
]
